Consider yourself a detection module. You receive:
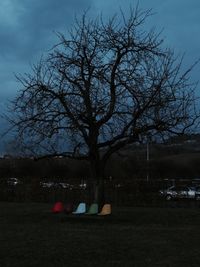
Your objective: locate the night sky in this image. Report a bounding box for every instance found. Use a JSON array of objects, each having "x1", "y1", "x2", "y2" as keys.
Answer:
[{"x1": 0, "y1": 0, "x2": 199, "y2": 152}]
